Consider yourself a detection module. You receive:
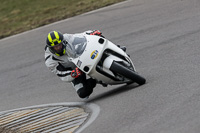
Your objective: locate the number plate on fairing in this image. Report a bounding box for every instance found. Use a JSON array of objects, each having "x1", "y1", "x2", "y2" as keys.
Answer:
[{"x1": 77, "y1": 60, "x2": 82, "y2": 67}]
